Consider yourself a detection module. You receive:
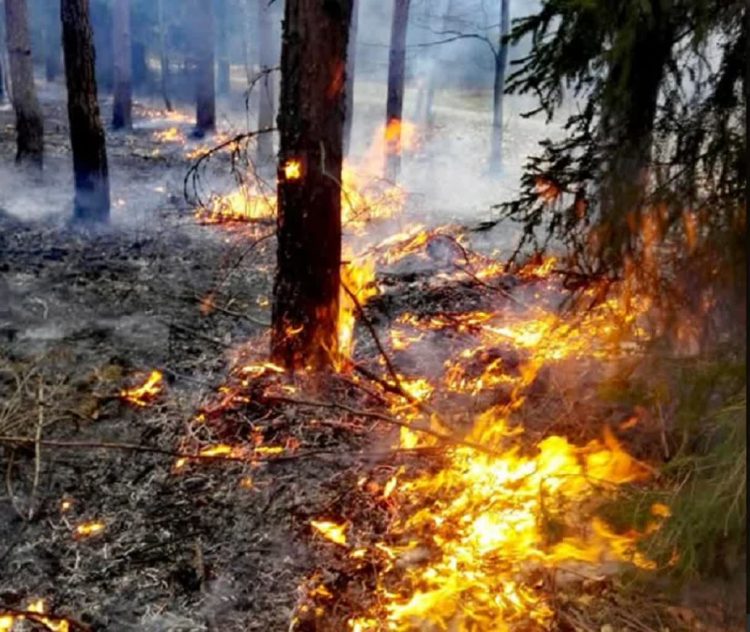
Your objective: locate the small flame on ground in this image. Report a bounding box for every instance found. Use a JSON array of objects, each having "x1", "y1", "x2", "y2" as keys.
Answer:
[
  {"x1": 120, "y1": 370, "x2": 163, "y2": 407},
  {"x1": 311, "y1": 520, "x2": 348, "y2": 546},
  {"x1": 74, "y1": 521, "x2": 105, "y2": 538},
  {"x1": 0, "y1": 599, "x2": 70, "y2": 632}
]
